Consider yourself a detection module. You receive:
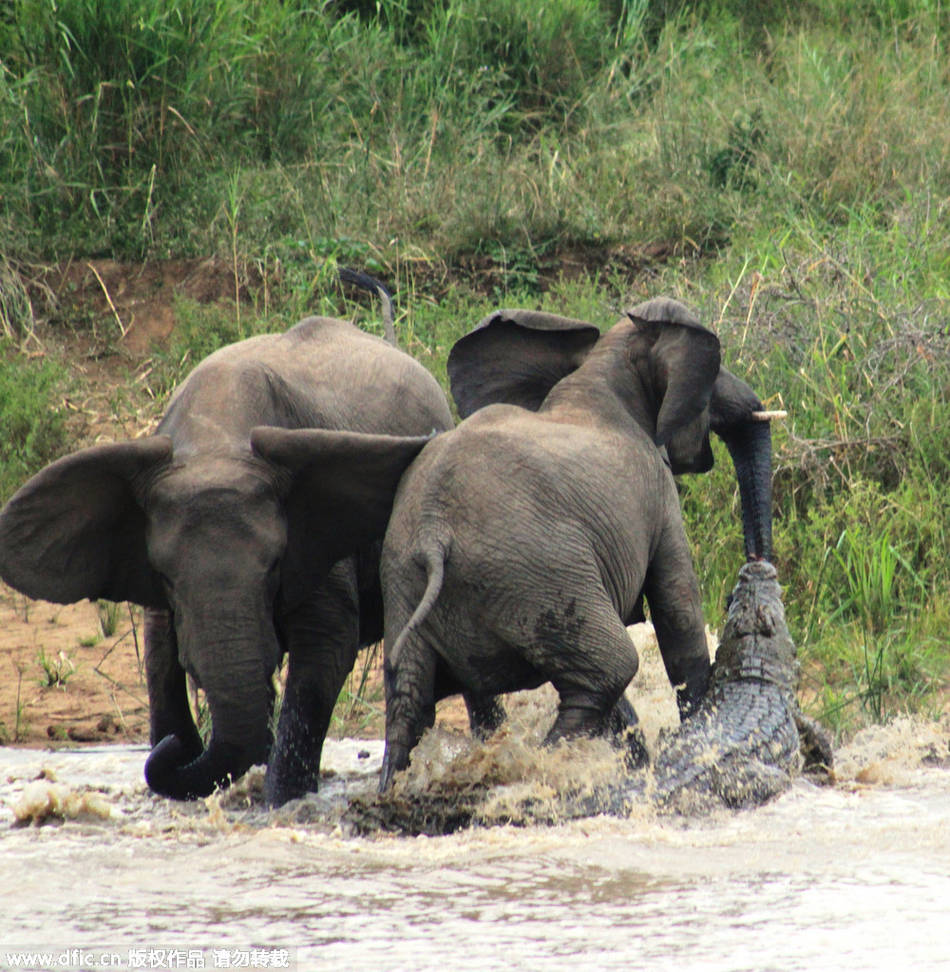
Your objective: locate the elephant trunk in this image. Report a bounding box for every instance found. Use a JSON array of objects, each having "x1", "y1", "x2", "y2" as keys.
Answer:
[
  {"x1": 710, "y1": 370, "x2": 774, "y2": 562},
  {"x1": 719, "y1": 418, "x2": 773, "y2": 561},
  {"x1": 144, "y1": 654, "x2": 274, "y2": 801}
]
